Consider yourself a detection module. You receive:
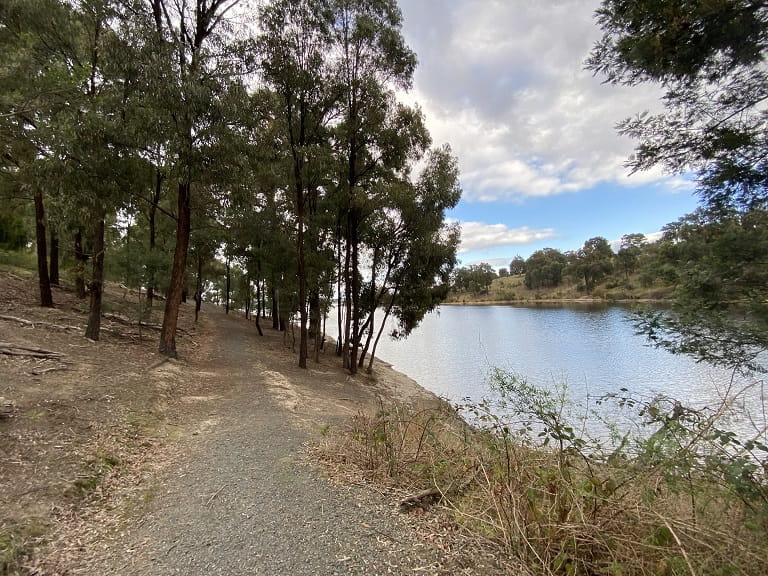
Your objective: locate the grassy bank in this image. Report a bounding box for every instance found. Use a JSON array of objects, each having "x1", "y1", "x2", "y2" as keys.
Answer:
[
  {"x1": 319, "y1": 369, "x2": 768, "y2": 575},
  {"x1": 445, "y1": 273, "x2": 674, "y2": 305}
]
